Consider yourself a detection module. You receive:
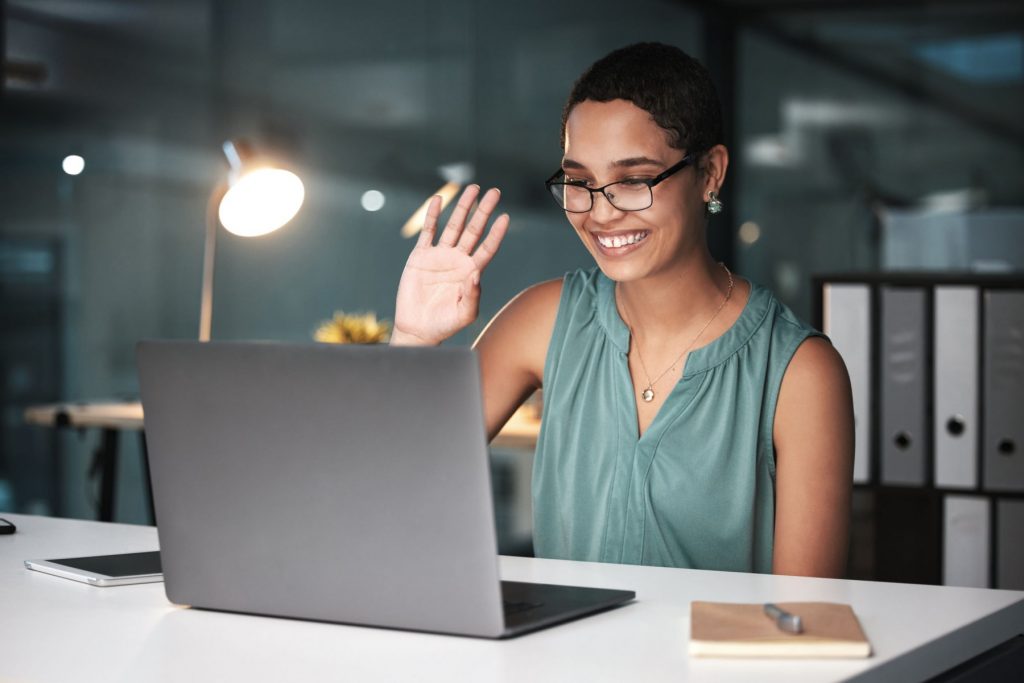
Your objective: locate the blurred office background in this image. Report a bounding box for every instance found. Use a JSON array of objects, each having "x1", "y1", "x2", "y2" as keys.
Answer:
[{"x1": 2, "y1": 1, "x2": 1022, "y2": 575}]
